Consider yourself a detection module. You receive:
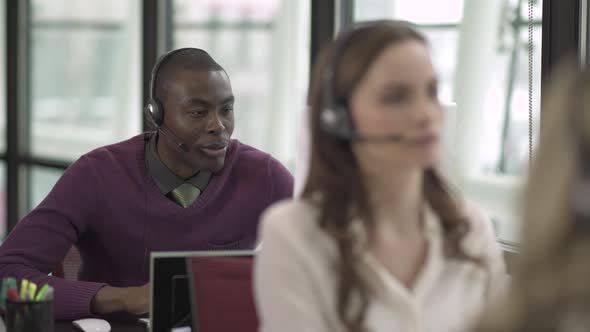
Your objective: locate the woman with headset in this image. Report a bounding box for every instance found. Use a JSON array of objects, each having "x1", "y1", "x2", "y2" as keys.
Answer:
[
  {"x1": 254, "y1": 21, "x2": 506, "y2": 332},
  {"x1": 473, "y1": 66, "x2": 590, "y2": 331}
]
